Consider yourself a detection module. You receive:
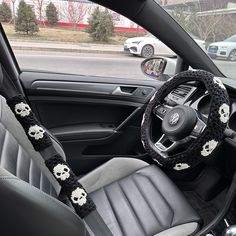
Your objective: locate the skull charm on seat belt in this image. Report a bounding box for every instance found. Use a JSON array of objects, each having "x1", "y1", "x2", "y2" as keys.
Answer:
[
  {"x1": 28, "y1": 125, "x2": 45, "y2": 140},
  {"x1": 53, "y1": 164, "x2": 70, "y2": 181},
  {"x1": 71, "y1": 187, "x2": 87, "y2": 206},
  {"x1": 15, "y1": 102, "x2": 31, "y2": 117}
]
